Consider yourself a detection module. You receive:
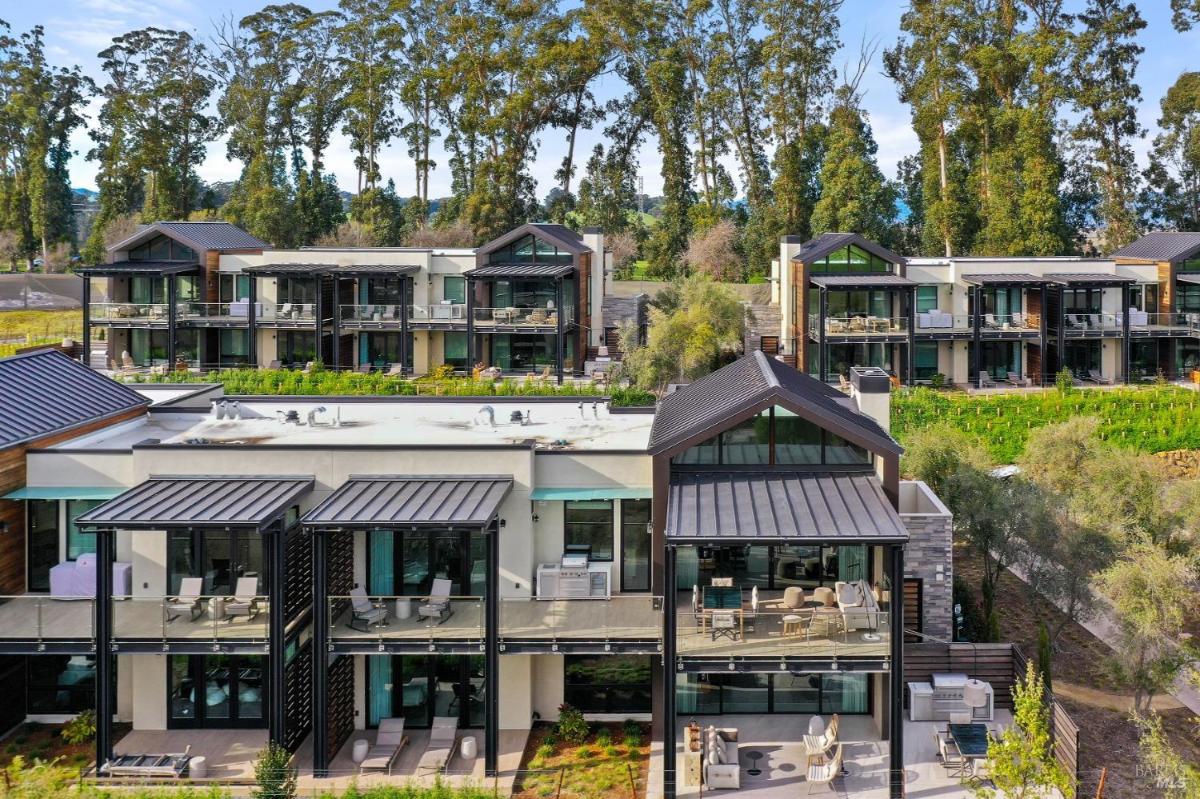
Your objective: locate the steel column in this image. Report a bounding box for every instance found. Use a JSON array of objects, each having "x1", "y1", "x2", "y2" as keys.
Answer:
[
  {"x1": 399, "y1": 279, "x2": 409, "y2": 376},
  {"x1": 312, "y1": 530, "x2": 329, "y2": 775},
  {"x1": 466, "y1": 278, "x2": 476, "y2": 374},
  {"x1": 888, "y1": 544, "x2": 905, "y2": 798},
  {"x1": 314, "y1": 277, "x2": 324, "y2": 365},
  {"x1": 485, "y1": 521, "x2": 500, "y2": 776},
  {"x1": 818, "y1": 288, "x2": 828, "y2": 382},
  {"x1": 906, "y1": 286, "x2": 916, "y2": 385},
  {"x1": 268, "y1": 524, "x2": 287, "y2": 747},
  {"x1": 1038, "y1": 283, "x2": 1047, "y2": 384},
  {"x1": 662, "y1": 545, "x2": 677, "y2": 799},
  {"x1": 81, "y1": 277, "x2": 91, "y2": 367},
  {"x1": 331, "y1": 279, "x2": 341, "y2": 370},
  {"x1": 248, "y1": 277, "x2": 258, "y2": 367},
  {"x1": 555, "y1": 277, "x2": 565, "y2": 384},
  {"x1": 1121, "y1": 283, "x2": 1131, "y2": 383},
  {"x1": 972, "y1": 286, "x2": 982, "y2": 387},
  {"x1": 167, "y1": 273, "x2": 177, "y2": 368},
  {"x1": 95, "y1": 527, "x2": 114, "y2": 771}
]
